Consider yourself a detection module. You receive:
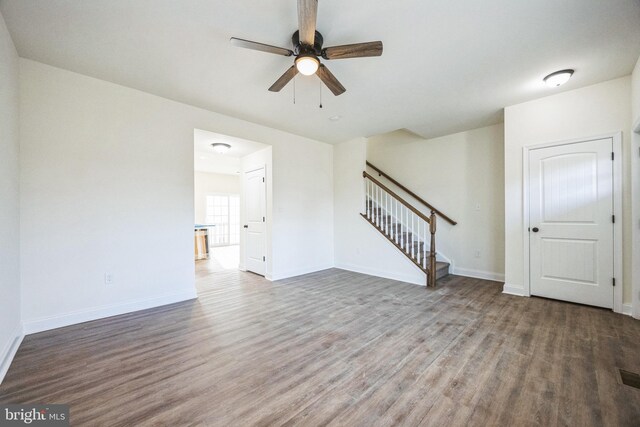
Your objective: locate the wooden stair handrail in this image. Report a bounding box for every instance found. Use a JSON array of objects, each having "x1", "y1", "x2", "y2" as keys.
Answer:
[
  {"x1": 363, "y1": 171, "x2": 431, "y2": 224},
  {"x1": 366, "y1": 161, "x2": 458, "y2": 226}
]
